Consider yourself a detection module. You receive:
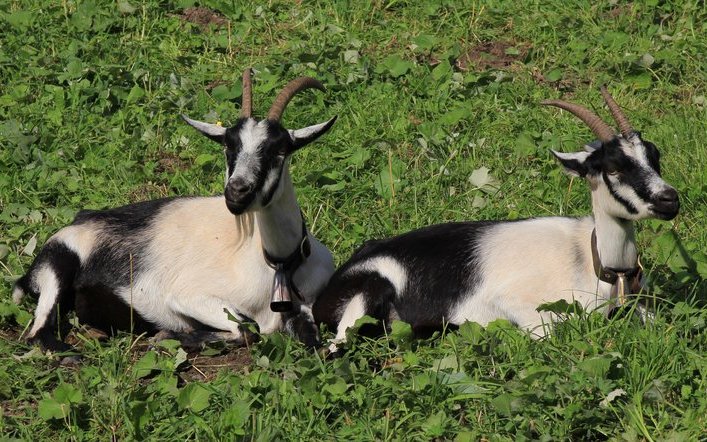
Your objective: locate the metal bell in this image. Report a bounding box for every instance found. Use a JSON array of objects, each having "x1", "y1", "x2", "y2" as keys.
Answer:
[{"x1": 270, "y1": 266, "x2": 293, "y2": 312}]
